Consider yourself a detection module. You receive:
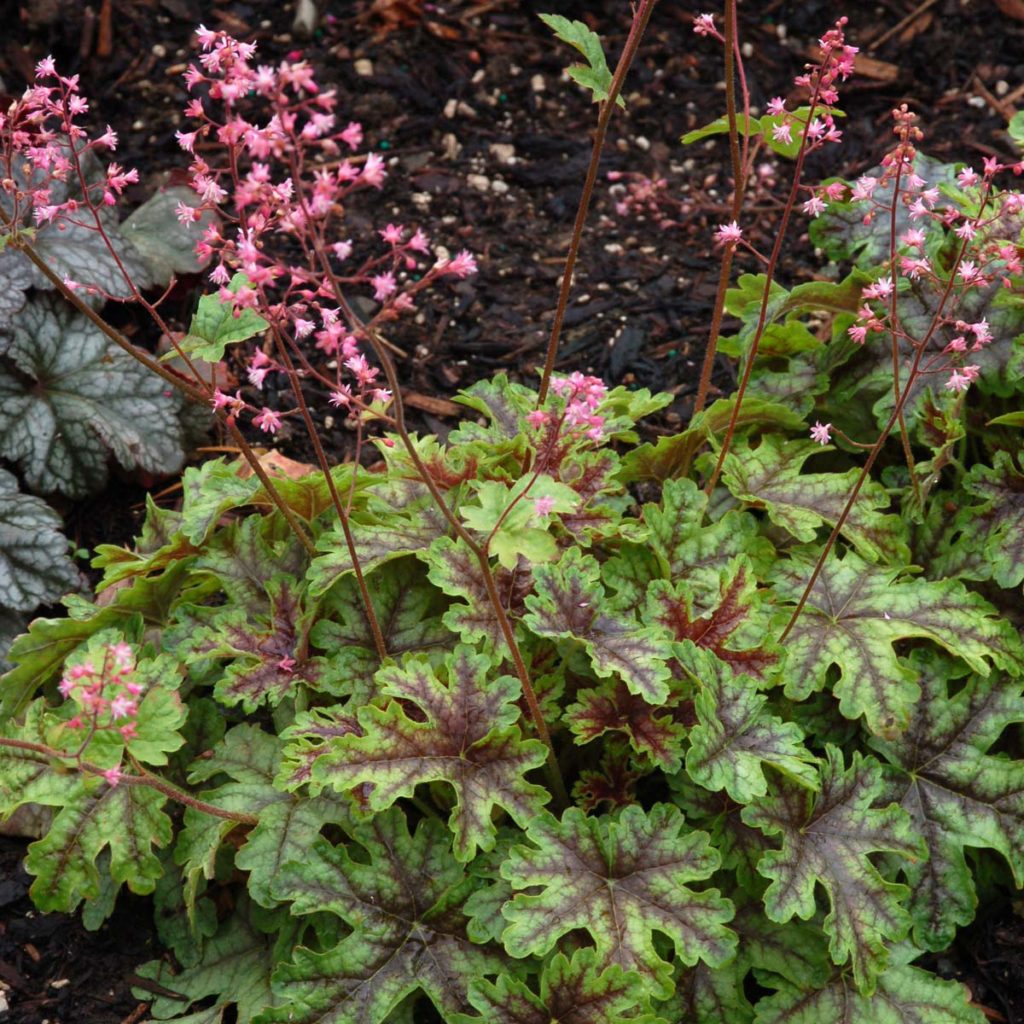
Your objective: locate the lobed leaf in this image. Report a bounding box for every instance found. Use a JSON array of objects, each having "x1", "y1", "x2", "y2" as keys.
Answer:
[
  {"x1": 309, "y1": 647, "x2": 549, "y2": 860},
  {"x1": 501, "y1": 804, "x2": 736, "y2": 996},
  {"x1": 743, "y1": 748, "x2": 925, "y2": 993}
]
